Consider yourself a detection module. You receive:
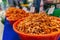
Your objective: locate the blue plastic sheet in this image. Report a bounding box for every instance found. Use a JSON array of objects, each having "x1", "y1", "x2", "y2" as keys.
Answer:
[{"x1": 3, "y1": 19, "x2": 20, "y2": 40}]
